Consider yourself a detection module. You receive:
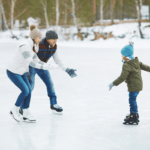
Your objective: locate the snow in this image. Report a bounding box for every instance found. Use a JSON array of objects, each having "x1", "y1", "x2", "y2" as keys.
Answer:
[
  {"x1": 1, "y1": 22, "x2": 150, "y2": 42},
  {"x1": 0, "y1": 42, "x2": 150, "y2": 150}
]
